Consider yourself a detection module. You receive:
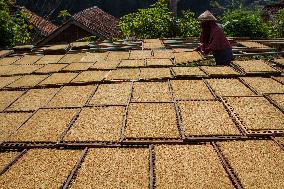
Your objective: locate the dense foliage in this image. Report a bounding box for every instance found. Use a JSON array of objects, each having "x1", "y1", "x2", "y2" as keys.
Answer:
[
  {"x1": 119, "y1": 0, "x2": 175, "y2": 38},
  {"x1": 58, "y1": 10, "x2": 71, "y2": 23},
  {"x1": 176, "y1": 10, "x2": 200, "y2": 37},
  {"x1": 221, "y1": 9, "x2": 271, "y2": 38},
  {"x1": 119, "y1": 0, "x2": 201, "y2": 39},
  {"x1": 0, "y1": 0, "x2": 31, "y2": 47}
]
